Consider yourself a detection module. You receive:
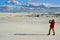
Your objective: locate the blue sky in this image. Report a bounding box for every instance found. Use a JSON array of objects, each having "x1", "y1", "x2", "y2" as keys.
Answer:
[{"x1": 0, "y1": 0, "x2": 60, "y2": 6}]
